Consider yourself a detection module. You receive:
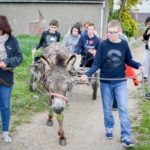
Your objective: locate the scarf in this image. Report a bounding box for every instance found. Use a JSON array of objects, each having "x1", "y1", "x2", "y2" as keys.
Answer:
[{"x1": 0, "y1": 34, "x2": 9, "y2": 61}]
